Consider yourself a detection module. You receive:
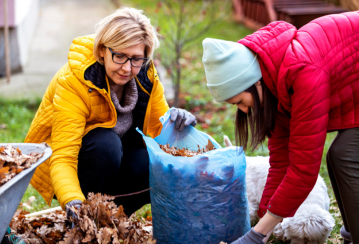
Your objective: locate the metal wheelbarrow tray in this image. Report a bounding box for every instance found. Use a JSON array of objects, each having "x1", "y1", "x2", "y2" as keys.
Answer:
[{"x1": 0, "y1": 143, "x2": 52, "y2": 242}]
